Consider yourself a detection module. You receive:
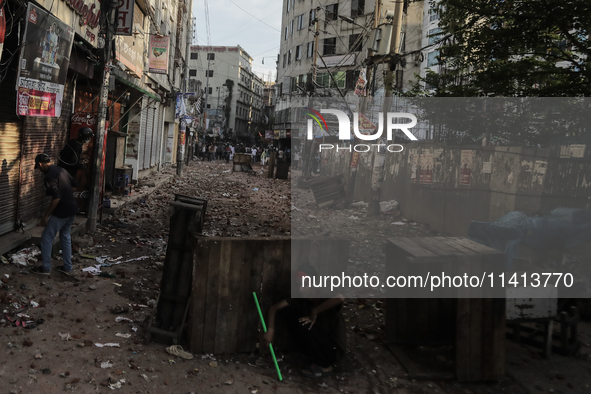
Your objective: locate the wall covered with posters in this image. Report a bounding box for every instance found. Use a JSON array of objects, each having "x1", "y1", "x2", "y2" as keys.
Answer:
[{"x1": 320, "y1": 142, "x2": 591, "y2": 236}]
